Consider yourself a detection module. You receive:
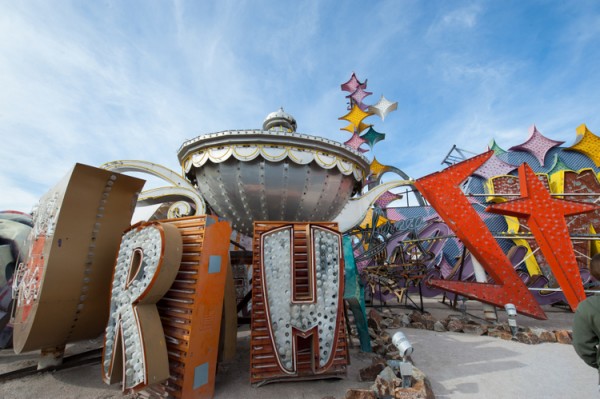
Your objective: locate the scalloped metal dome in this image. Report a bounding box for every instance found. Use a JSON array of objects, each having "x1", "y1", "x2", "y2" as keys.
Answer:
[
  {"x1": 262, "y1": 107, "x2": 297, "y2": 132},
  {"x1": 178, "y1": 111, "x2": 370, "y2": 236}
]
